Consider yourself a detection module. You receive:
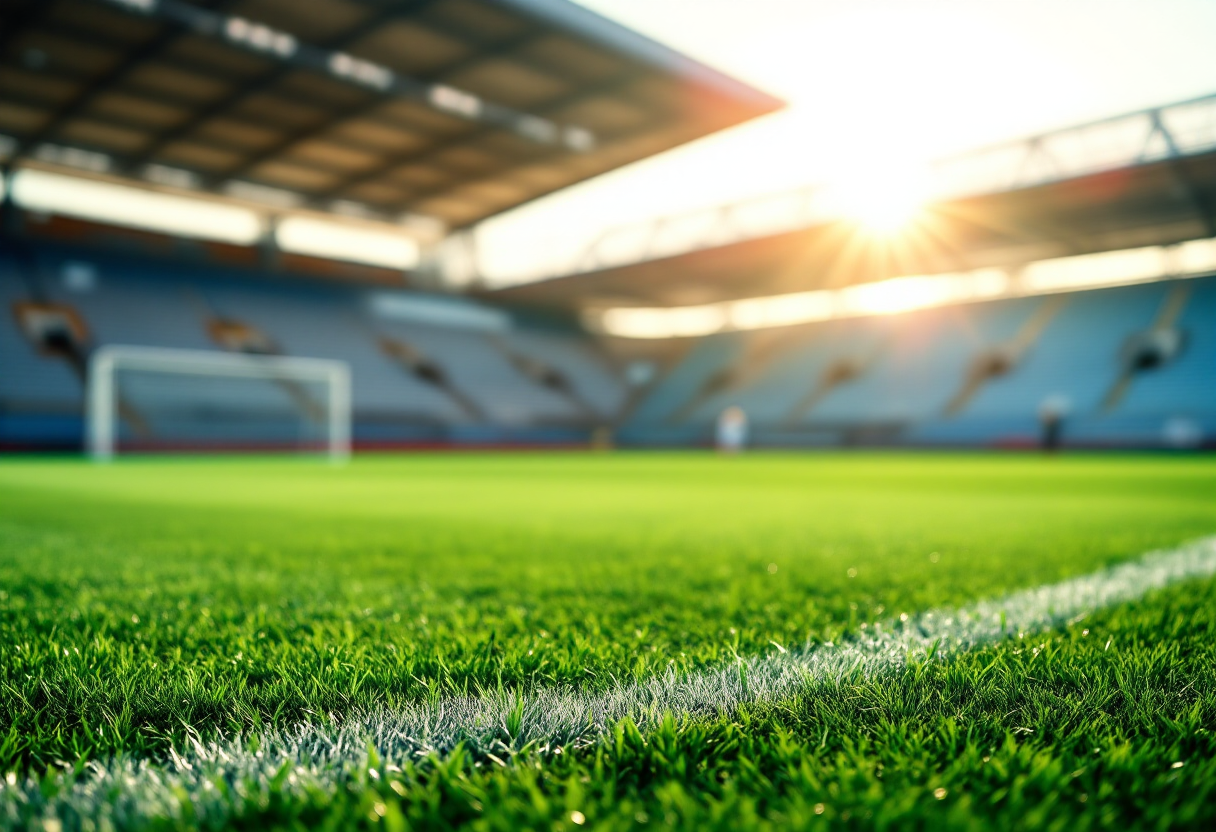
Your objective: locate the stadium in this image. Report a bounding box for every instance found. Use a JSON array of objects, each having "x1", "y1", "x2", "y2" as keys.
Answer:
[{"x1": 1, "y1": 0, "x2": 1215, "y2": 829}]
